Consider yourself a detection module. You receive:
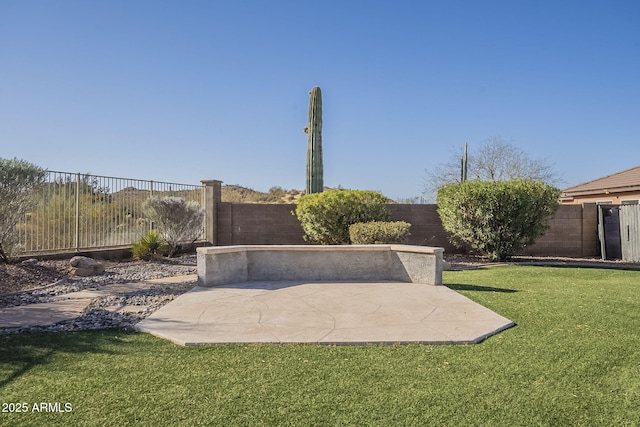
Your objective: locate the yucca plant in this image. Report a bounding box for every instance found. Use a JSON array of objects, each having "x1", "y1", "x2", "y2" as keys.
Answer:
[{"x1": 131, "y1": 230, "x2": 169, "y2": 260}]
